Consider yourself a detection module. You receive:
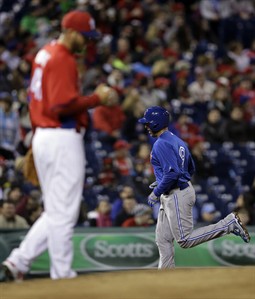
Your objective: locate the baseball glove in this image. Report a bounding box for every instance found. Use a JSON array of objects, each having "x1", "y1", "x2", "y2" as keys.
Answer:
[{"x1": 23, "y1": 148, "x2": 40, "y2": 186}]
